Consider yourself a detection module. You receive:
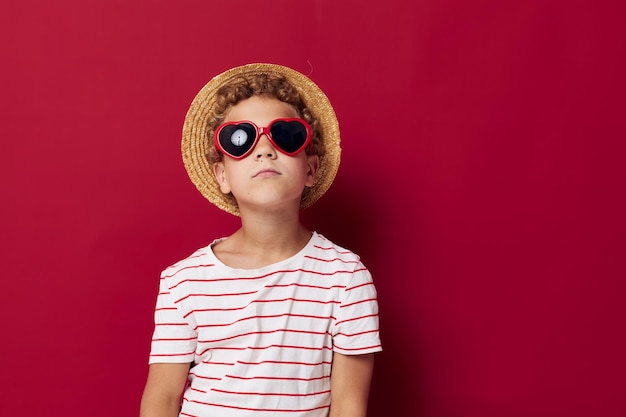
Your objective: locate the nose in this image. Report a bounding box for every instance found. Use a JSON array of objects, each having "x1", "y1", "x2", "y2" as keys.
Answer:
[{"x1": 253, "y1": 134, "x2": 277, "y2": 160}]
